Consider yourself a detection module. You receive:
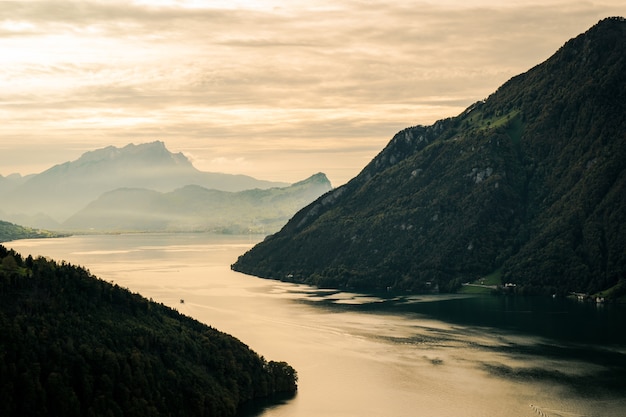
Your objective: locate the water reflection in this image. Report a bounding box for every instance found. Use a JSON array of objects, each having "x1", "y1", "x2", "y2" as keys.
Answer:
[
  {"x1": 7, "y1": 234, "x2": 626, "y2": 417},
  {"x1": 287, "y1": 286, "x2": 626, "y2": 346}
]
